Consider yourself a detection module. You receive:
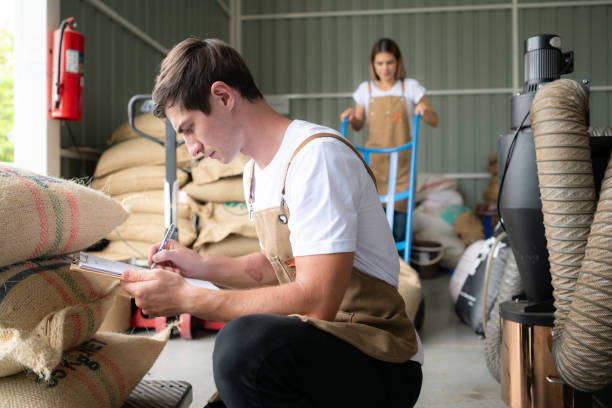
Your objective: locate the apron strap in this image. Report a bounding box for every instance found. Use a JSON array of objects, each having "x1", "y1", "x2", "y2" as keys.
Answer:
[
  {"x1": 248, "y1": 160, "x2": 256, "y2": 205},
  {"x1": 281, "y1": 133, "x2": 377, "y2": 196},
  {"x1": 247, "y1": 160, "x2": 256, "y2": 219}
]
